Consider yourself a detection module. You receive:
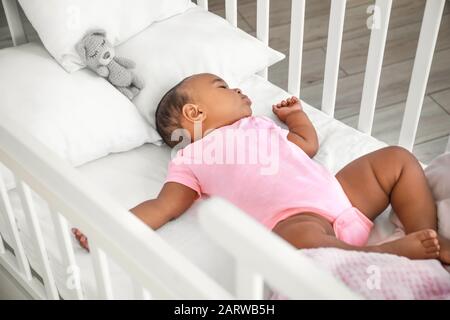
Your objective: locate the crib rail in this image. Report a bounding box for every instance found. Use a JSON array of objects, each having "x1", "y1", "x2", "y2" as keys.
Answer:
[
  {"x1": 1, "y1": 0, "x2": 26, "y2": 46},
  {"x1": 256, "y1": 0, "x2": 270, "y2": 79},
  {"x1": 2, "y1": 0, "x2": 447, "y2": 149},
  {"x1": 321, "y1": 0, "x2": 348, "y2": 118},
  {"x1": 196, "y1": 0, "x2": 448, "y2": 150},
  {"x1": 358, "y1": 0, "x2": 392, "y2": 134},
  {"x1": 1, "y1": 0, "x2": 449, "y2": 300},
  {"x1": 288, "y1": 0, "x2": 306, "y2": 98},
  {"x1": 0, "y1": 114, "x2": 232, "y2": 300},
  {"x1": 287, "y1": 0, "x2": 446, "y2": 151},
  {"x1": 198, "y1": 197, "x2": 361, "y2": 299},
  {"x1": 0, "y1": 171, "x2": 32, "y2": 283},
  {"x1": 15, "y1": 179, "x2": 59, "y2": 299},
  {"x1": 399, "y1": 0, "x2": 447, "y2": 150}
]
